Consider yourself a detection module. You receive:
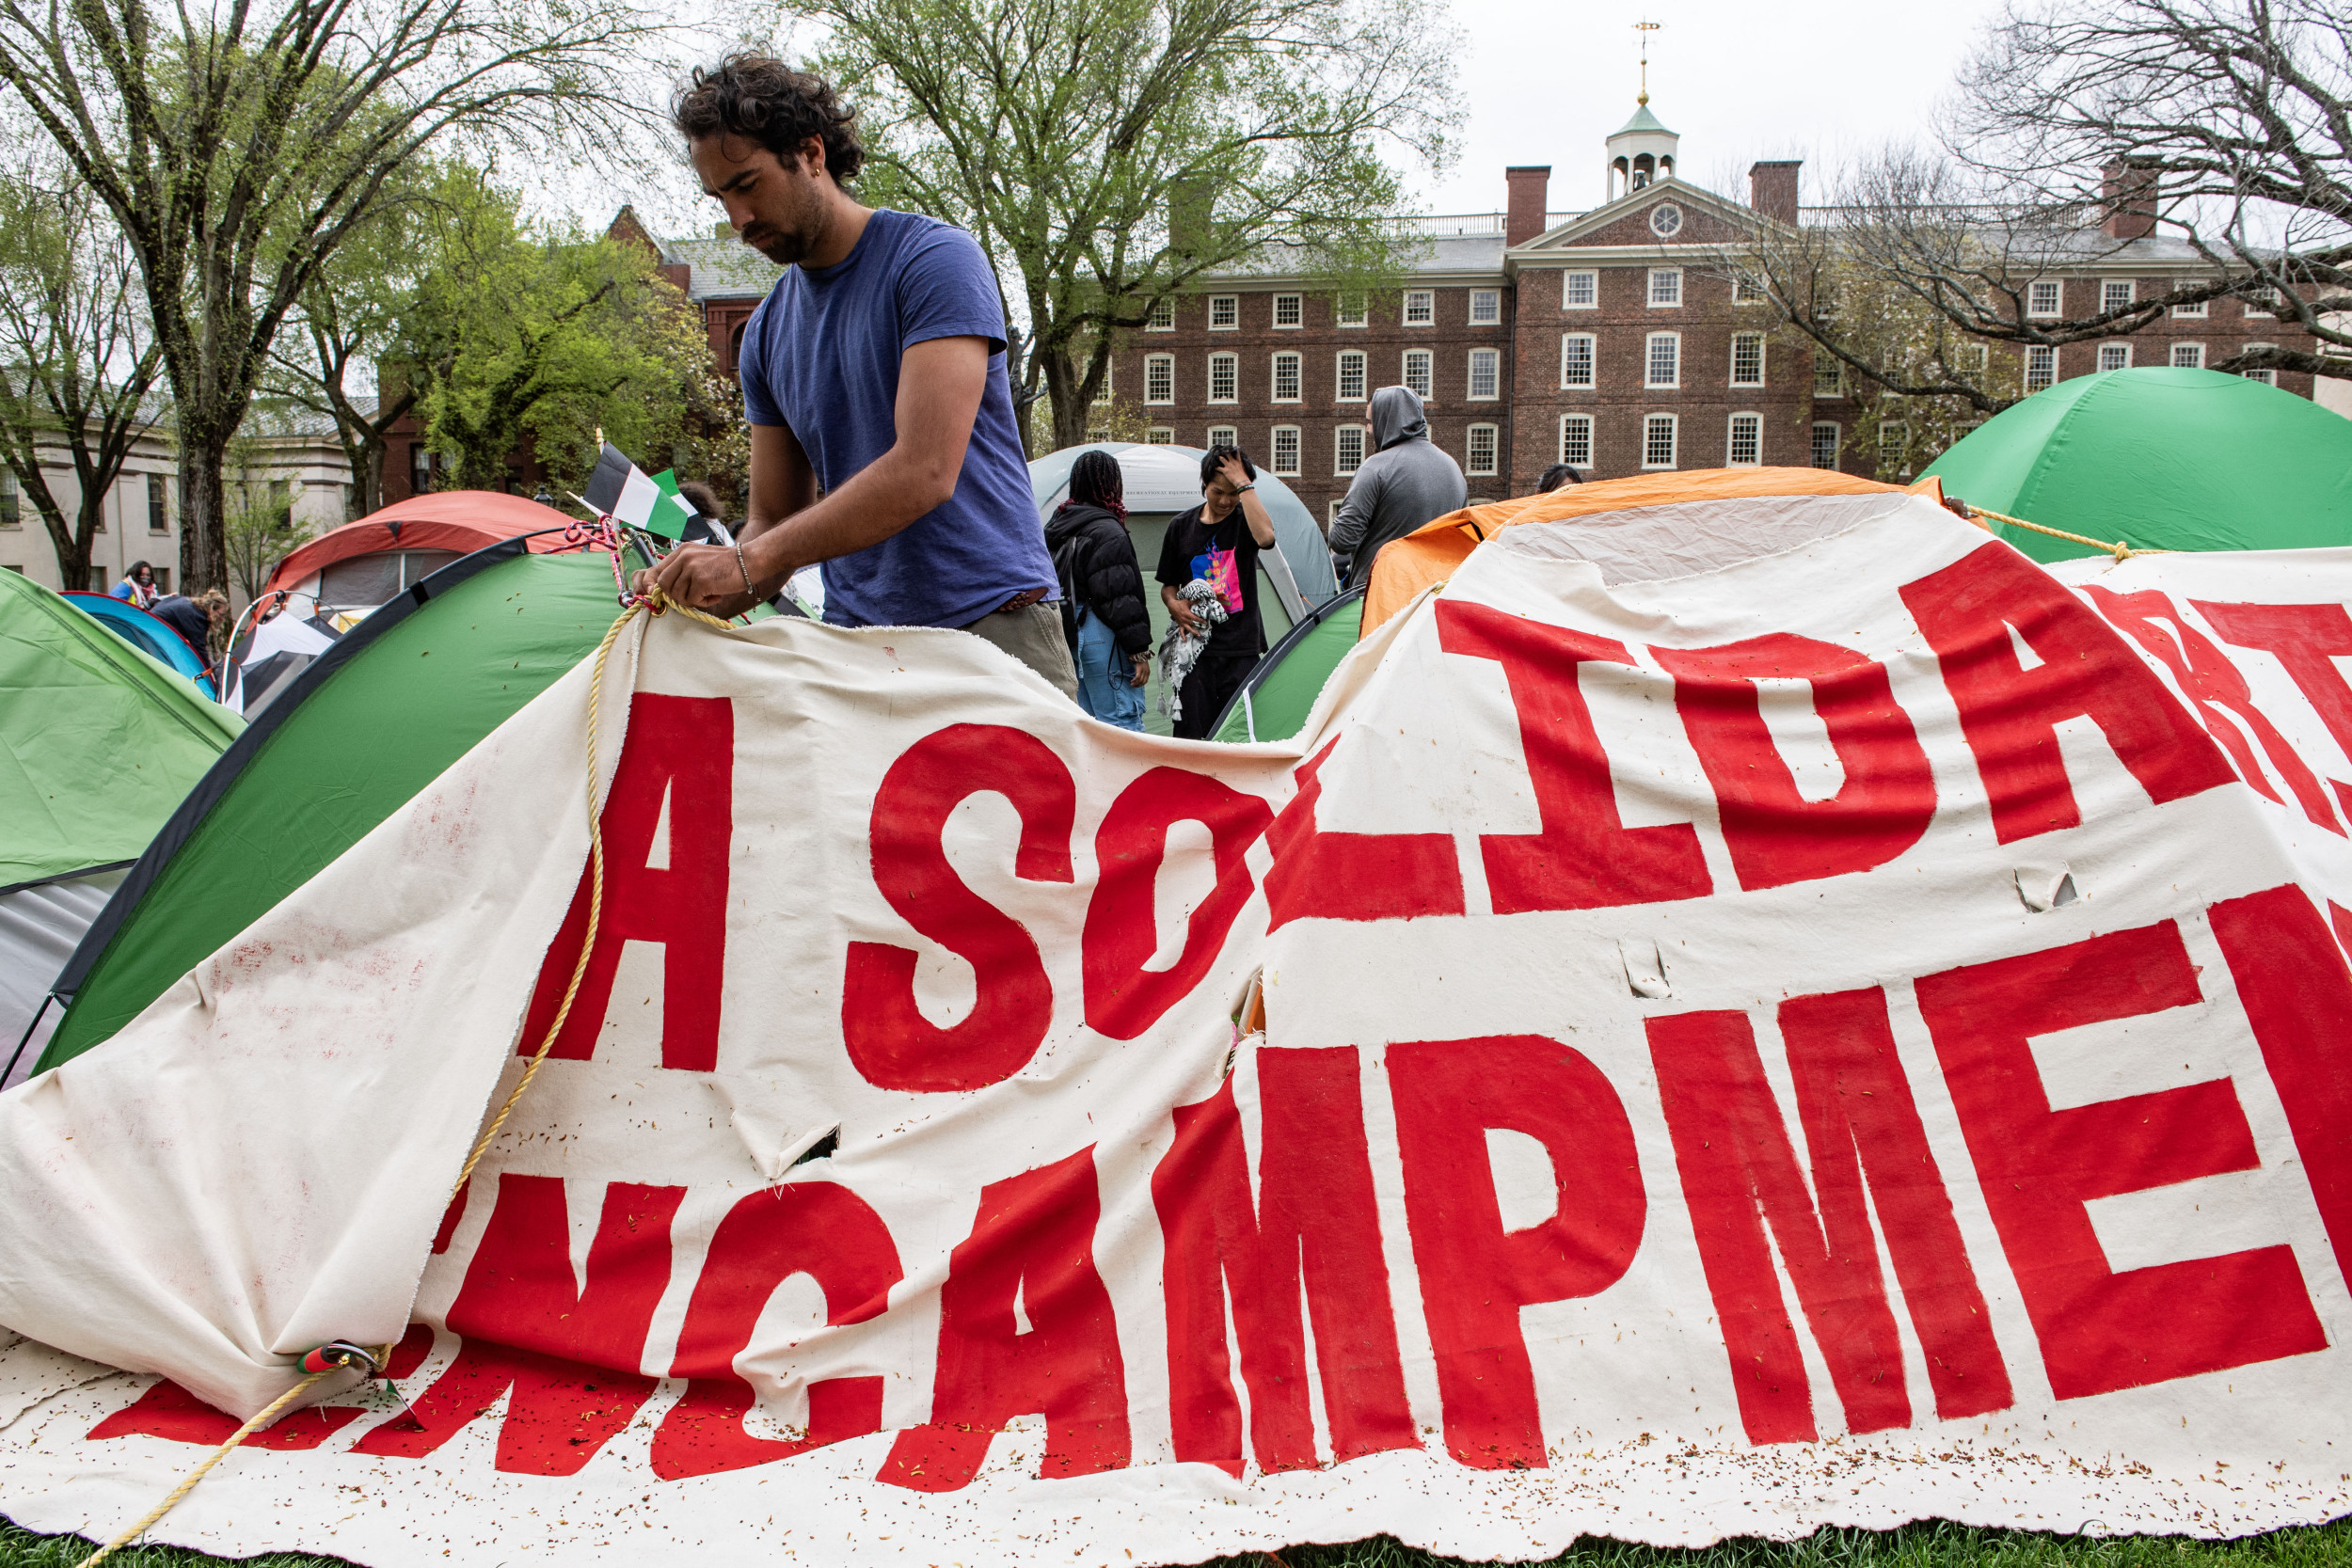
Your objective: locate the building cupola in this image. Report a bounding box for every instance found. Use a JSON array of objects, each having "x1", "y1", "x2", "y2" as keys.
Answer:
[{"x1": 1607, "y1": 100, "x2": 1678, "y2": 201}]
